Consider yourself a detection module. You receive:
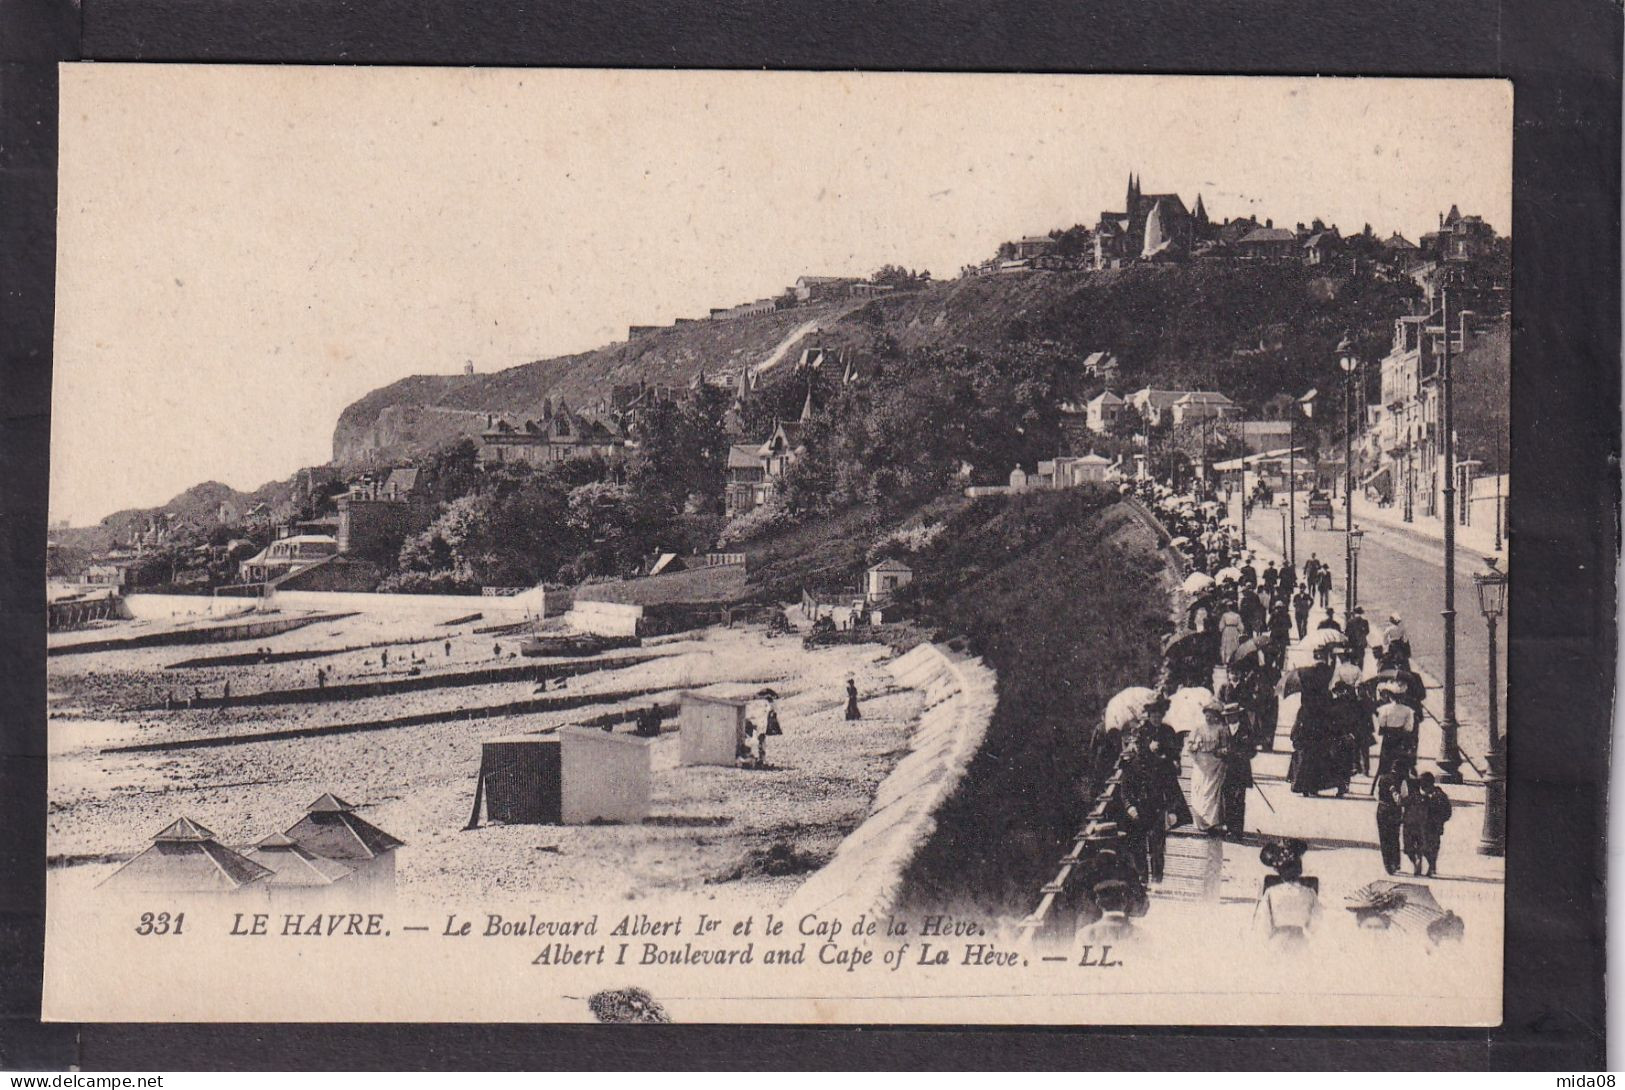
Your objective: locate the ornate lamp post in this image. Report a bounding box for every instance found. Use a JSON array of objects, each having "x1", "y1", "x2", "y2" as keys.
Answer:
[
  {"x1": 1290, "y1": 389, "x2": 1315, "y2": 568},
  {"x1": 1338, "y1": 336, "x2": 1359, "y2": 609},
  {"x1": 1473, "y1": 555, "x2": 1507, "y2": 855},
  {"x1": 1348, "y1": 527, "x2": 1365, "y2": 609},
  {"x1": 1494, "y1": 437, "x2": 1504, "y2": 552}
]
